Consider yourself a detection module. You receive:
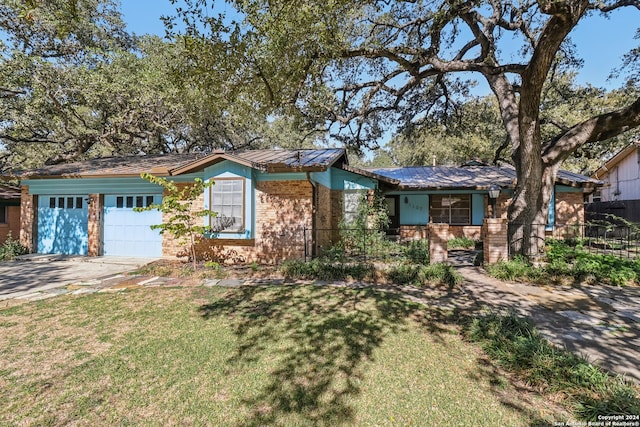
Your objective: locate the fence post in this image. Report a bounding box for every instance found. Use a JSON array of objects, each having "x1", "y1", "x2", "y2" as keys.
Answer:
[
  {"x1": 428, "y1": 223, "x2": 449, "y2": 263},
  {"x1": 483, "y1": 218, "x2": 508, "y2": 264}
]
